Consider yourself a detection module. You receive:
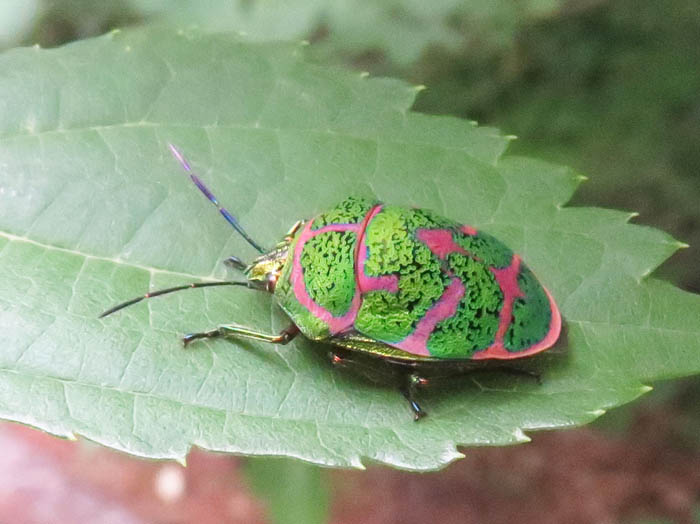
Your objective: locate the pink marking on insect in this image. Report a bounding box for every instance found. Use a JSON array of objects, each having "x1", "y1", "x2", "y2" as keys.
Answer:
[
  {"x1": 393, "y1": 226, "x2": 561, "y2": 359},
  {"x1": 290, "y1": 204, "x2": 396, "y2": 335},
  {"x1": 519, "y1": 286, "x2": 561, "y2": 353},
  {"x1": 393, "y1": 276, "x2": 465, "y2": 356},
  {"x1": 356, "y1": 206, "x2": 399, "y2": 294},
  {"x1": 290, "y1": 219, "x2": 365, "y2": 334},
  {"x1": 414, "y1": 229, "x2": 469, "y2": 260},
  {"x1": 483, "y1": 255, "x2": 524, "y2": 356},
  {"x1": 471, "y1": 257, "x2": 561, "y2": 360},
  {"x1": 384, "y1": 226, "x2": 472, "y2": 356}
]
